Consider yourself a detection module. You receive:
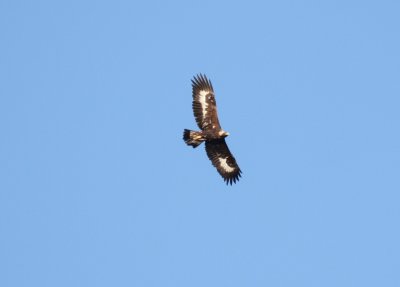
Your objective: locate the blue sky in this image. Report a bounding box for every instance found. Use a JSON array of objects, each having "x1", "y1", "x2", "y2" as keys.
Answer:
[{"x1": 1, "y1": 0, "x2": 399, "y2": 286}]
